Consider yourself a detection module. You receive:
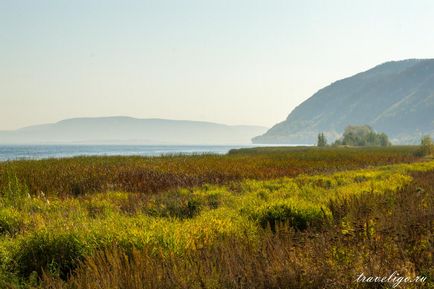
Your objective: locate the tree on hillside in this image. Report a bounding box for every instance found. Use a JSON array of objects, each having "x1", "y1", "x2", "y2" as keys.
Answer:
[
  {"x1": 333, "y1": 125, "x2": 391, "y2": 147},
  {"x1": 317, "y1": 133, "x2": 327, "y2": 147}
]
